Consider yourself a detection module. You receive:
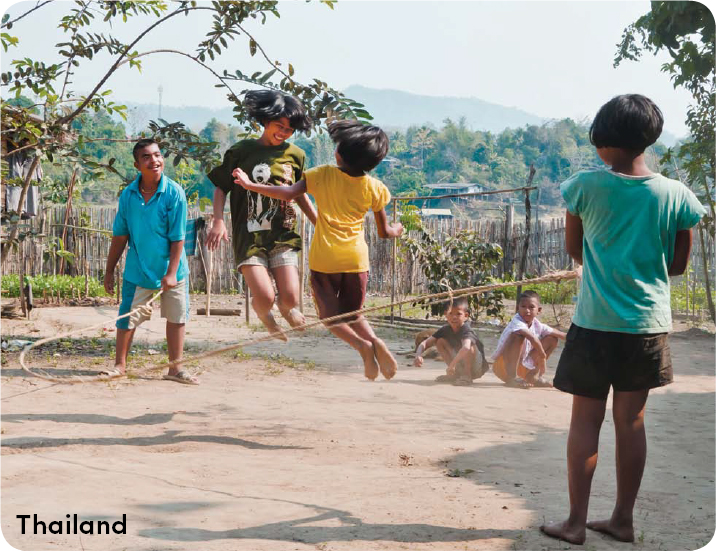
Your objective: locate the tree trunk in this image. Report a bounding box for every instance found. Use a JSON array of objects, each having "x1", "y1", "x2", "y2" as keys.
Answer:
[
  {"x1": 697, "y1": 222, "x2": 715, "y2": 323},
  {"x1": 59, "y1": 167, "x2": 79, "y2": 274},
  {"x1": 514, "y1": 165, "x2": 536, "y2": 309},
  {"x1": 1, "y1": 155, "x2": 41, "y2": 265}
]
